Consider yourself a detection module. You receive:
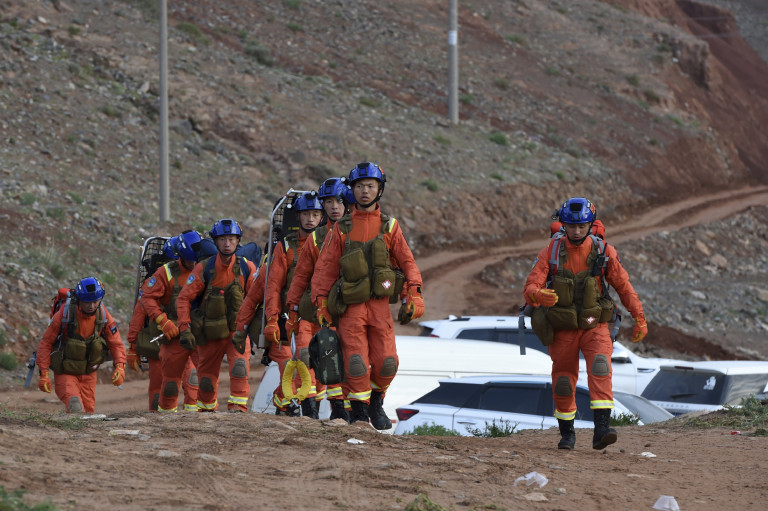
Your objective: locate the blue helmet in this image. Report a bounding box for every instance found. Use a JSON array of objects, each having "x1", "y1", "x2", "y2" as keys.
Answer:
[
  {"x1": 557, "y1": 197, "x2": 596, "y2": 224},
  {"x1": 163, "y1": 237, "x2": 179, "y2": 260},
  {"x1": 177, "y1": 230, "x2": 203, "y2": 261},
  {"x1": 318, "y1": 177, "x2": 351, "y2": 201},
  {"x1": 209, "y1": 218, "x2": 242, "y2": 238},
  {"x1": 75, "y1": 277, "x2": 105, "y2": 302},
  {"x1": 348, "y1": 162, "x2": 386, "y2": 185},
  {"x1": 292, "y1": 191, "x2": 322, "y2": 211}
]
